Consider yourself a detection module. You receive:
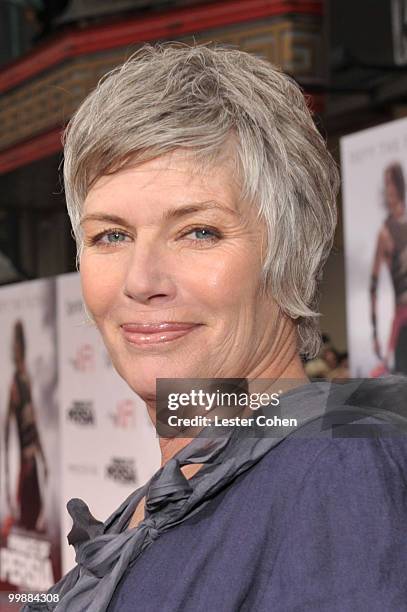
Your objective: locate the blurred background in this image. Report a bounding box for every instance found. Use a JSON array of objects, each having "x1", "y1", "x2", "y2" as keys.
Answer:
[
  {"x1": 1, "y1": 0, "x2": 407, "y2": 372},
  {"x1": 1, "y1": 1, "x2": 407, "y2": 605}
]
